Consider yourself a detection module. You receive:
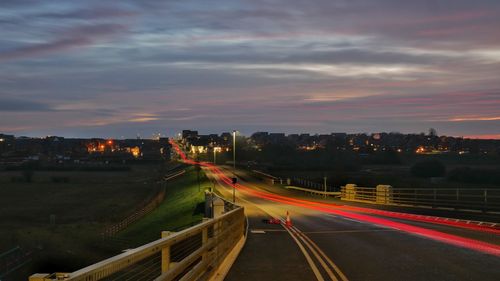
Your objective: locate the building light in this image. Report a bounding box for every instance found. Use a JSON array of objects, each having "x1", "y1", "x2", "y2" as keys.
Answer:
[{"x1": 130, "y1": 146, "x2": 140, "y2": 158}]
